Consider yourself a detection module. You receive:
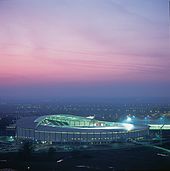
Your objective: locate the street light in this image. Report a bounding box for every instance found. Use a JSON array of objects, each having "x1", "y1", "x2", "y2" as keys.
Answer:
[
  {"x1": 144, "y1": 116, "x2": 147, "y2": 125},
  {"x1": 160, "y1": 116, "x2": 164, "y2": 123},
  {"x1": 159, "y1": 116, "x2": 165, "y2": 145},
  {"x1": 132, "y1": 115, "x2": 135, "y2": 119}
]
